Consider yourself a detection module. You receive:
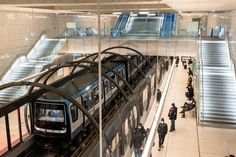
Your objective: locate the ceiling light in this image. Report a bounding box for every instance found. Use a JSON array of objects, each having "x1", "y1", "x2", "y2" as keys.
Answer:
[
  {"x1": 148, "y1": 13, "x2": 156, "y2": 16},
  {"x1": 112, "y1": 12, "x2": 122, "y2": 15},
  {"x1": 139, "y1": 11, "x2": 149, "y2": 15},
  {"x1": 131, "y1": 13, "x2": 138, "y2": 17}
]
